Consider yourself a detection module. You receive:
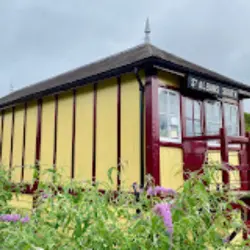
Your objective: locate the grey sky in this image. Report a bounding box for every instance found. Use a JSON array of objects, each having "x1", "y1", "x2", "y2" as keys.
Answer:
[{"x1": 1, "y1": 0, "x2": 250, "y2": 109}]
